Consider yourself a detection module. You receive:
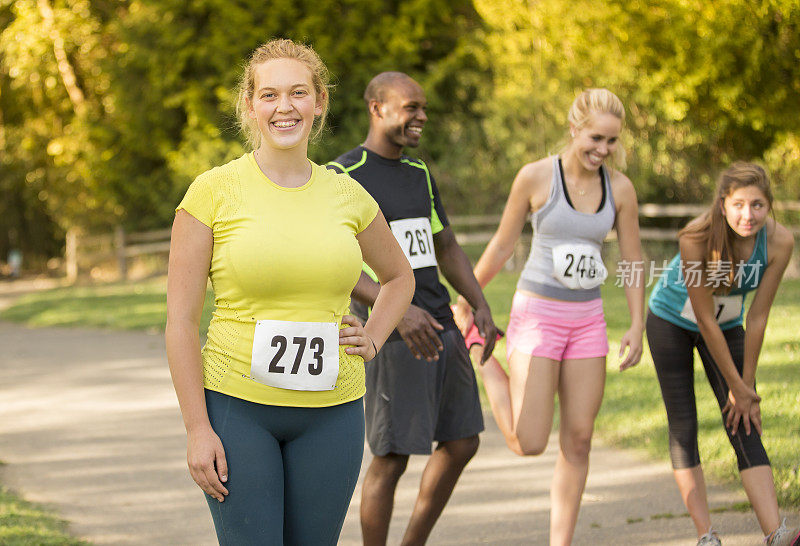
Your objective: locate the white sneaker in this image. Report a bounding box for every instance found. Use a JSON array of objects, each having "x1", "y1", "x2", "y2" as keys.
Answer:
[
  {"x1": 697, "y1": 528, "x2": 722, "y2": 546},
  {"x1": 765, "y1": 518, "x2": 800, "y2": 546}
]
